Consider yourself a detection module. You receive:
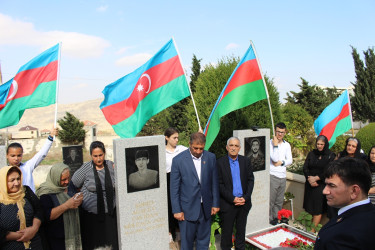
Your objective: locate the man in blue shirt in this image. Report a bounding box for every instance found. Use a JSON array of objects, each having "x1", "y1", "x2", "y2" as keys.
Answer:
[{"x1": 216, "y1": 137, "x2": 254, "y2": 250}]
